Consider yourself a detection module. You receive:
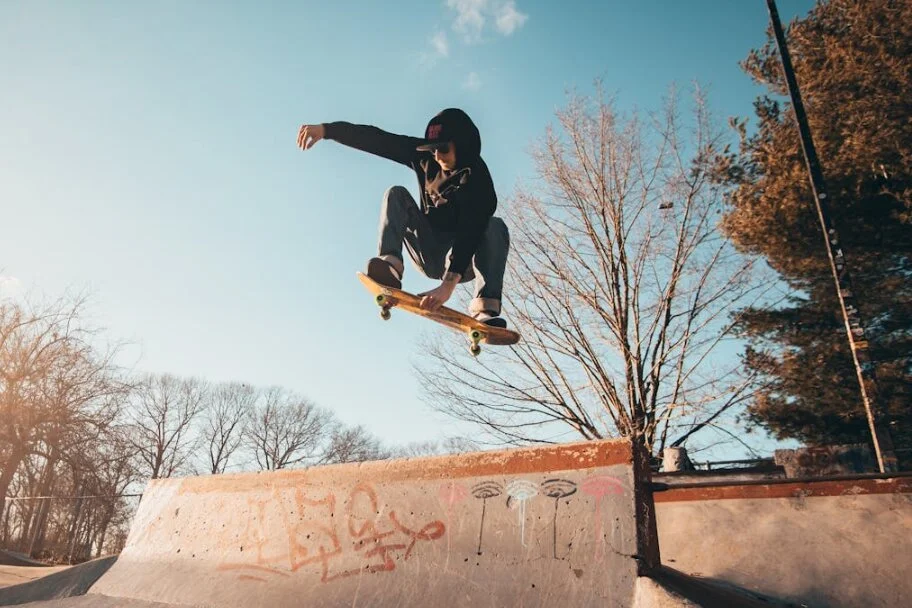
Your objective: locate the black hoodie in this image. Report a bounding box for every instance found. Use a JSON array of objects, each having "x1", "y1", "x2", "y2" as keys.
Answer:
[{"x1": 322, "y1": 112, "x2": 497, "y2": 278}]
